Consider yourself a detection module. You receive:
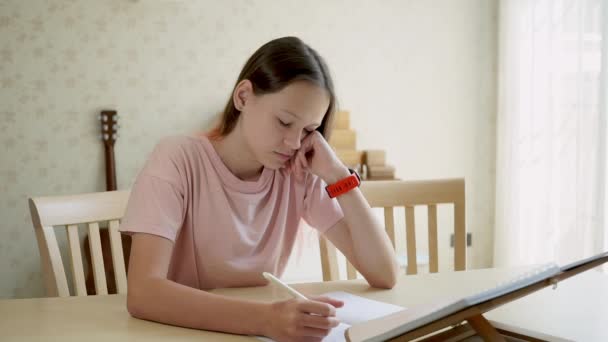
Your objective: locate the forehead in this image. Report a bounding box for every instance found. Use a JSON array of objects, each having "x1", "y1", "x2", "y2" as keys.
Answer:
[{"x1": 261, "y1": 81, "x2": 330, "y2": 121}]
